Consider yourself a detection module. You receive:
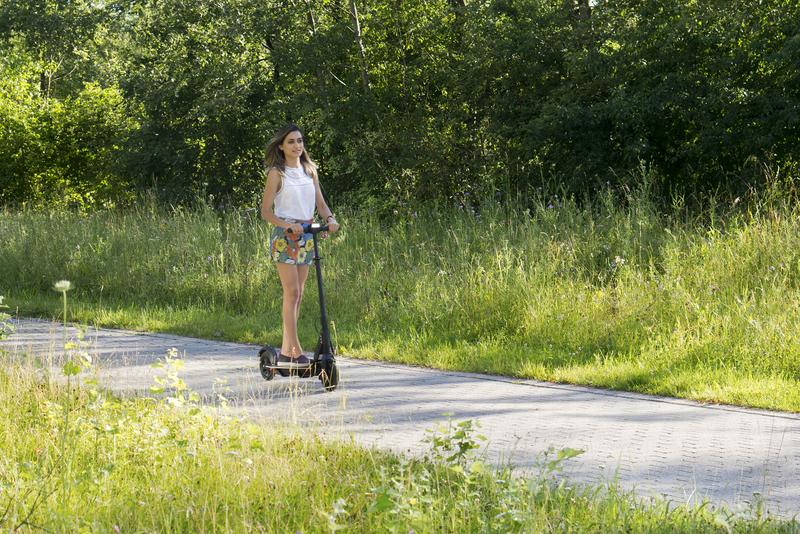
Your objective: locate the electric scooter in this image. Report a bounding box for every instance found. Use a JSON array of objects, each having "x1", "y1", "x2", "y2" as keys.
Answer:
[{"x1": 258, "y1": 222, "x2": 339, "y2": 391}]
